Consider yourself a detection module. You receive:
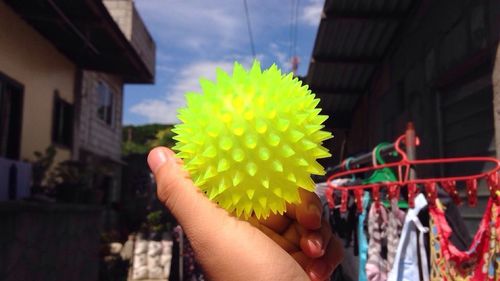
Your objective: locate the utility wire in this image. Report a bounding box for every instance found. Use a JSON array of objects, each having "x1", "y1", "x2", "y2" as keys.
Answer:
[
  {"x1": 293, "y1": 0, "x2": 300, "y2": 57},
  {"x1": 288, "y1": 0, "x2": 300, "y2": 73},
  {"x1": 288, "y1": 0, "x2": 295, "y2": 60},
  {"x1": 243, "y1": 0, "x2": 256, "y2": 59}
]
